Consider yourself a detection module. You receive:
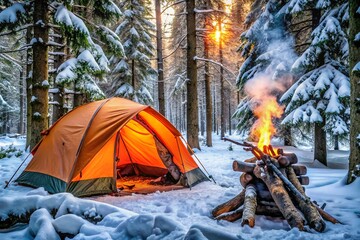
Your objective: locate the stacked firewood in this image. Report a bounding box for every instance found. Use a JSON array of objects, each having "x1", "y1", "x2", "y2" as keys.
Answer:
[{"x1": 212, "y1": 138, "x2": 341, "y2": 232}]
